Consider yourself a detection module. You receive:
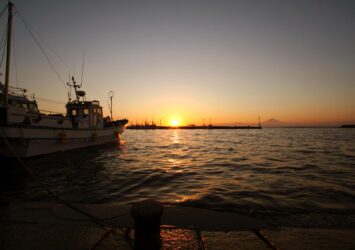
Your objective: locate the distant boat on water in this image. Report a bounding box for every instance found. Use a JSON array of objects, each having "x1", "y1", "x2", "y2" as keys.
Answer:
[{"x1": 0, "y1": 2, "x2": 128, "y2": 157}]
